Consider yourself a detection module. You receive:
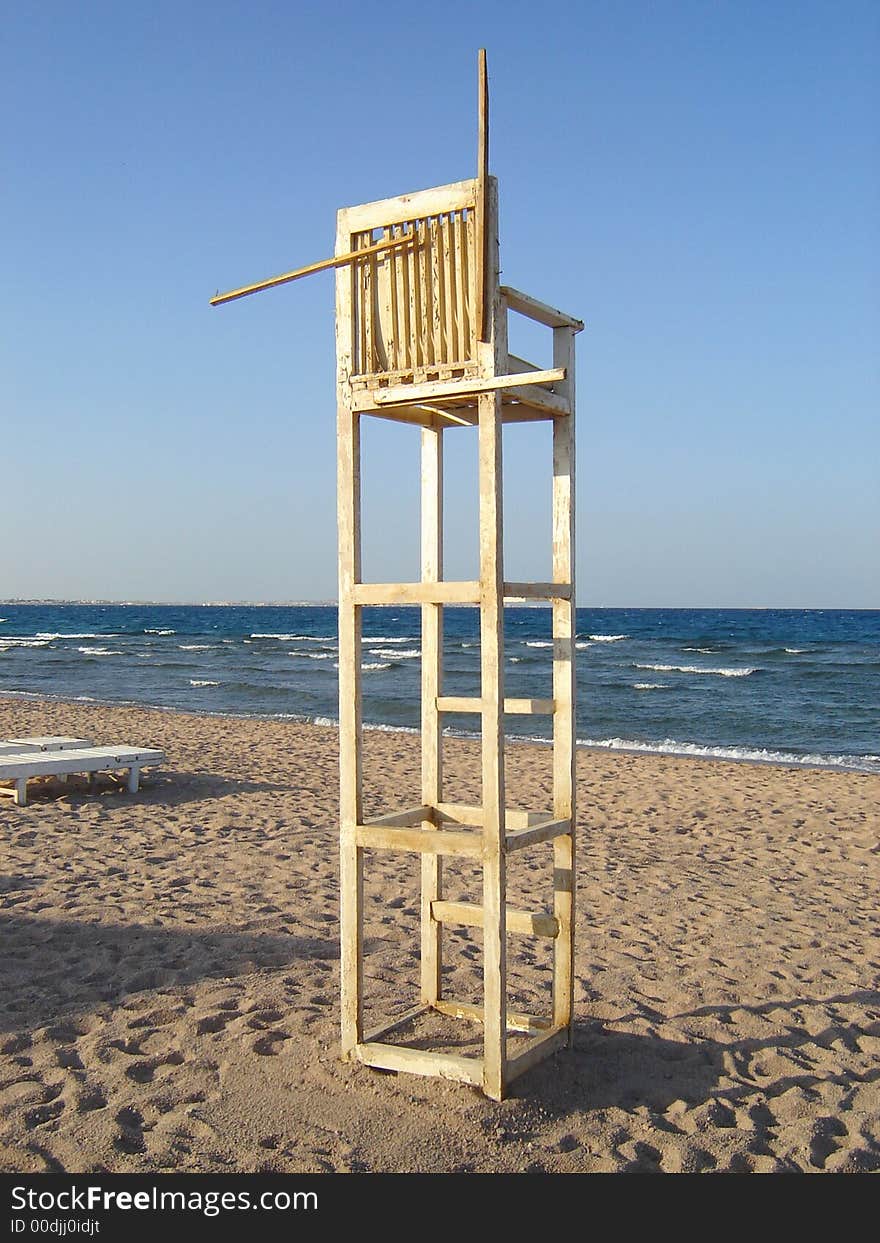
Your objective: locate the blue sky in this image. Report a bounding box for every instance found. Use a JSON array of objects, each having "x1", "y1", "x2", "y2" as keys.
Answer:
[{"x1": 2, "y1": 1, "x2": 877, "y2": 606}]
